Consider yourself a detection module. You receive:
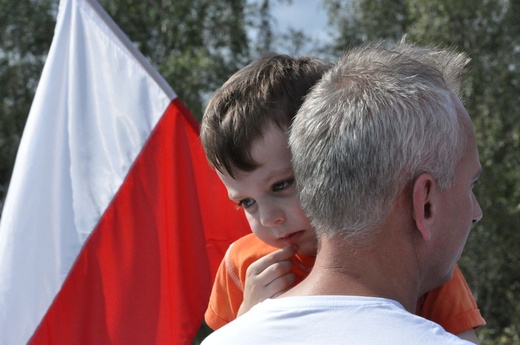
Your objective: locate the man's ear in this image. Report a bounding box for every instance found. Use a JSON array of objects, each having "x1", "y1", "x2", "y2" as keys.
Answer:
[{"x1": 411, "y1": 173, "x2": 437, "y2": 241}]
